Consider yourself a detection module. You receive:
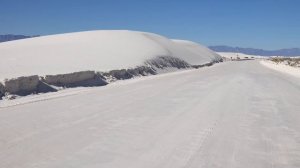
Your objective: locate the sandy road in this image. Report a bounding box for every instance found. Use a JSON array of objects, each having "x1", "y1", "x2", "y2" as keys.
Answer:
[{"x1": 0, "y1": 60, "x2": 300, "y2": 168}]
